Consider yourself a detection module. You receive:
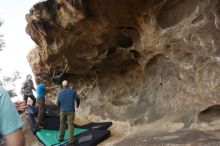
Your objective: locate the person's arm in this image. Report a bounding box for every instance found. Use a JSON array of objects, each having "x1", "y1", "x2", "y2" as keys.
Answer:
[
  {"x1": 74, "y1": 91, "x2": 80, "y2": 108},
  {"x1": 43, "y1": 89, "x2": 46, "y2": 96},
  {"x1": 0, "y1": 87, "x2": 24, "y2": 146},
  {"x1": 56, "y1": 93, "x2": 60, "y2": 107},
  {"x1": 5, "y1": 128, "x2": 24, "y2": 146},
  {"x1": 14, "y1": 101, "x2": 26, "y2": 114},
  {"x1": 76, "y1": 98, "x2": 80, "y2": 108},
  {"x1": 31, "y1": 80, "x2": 36, "y2": 91}
]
